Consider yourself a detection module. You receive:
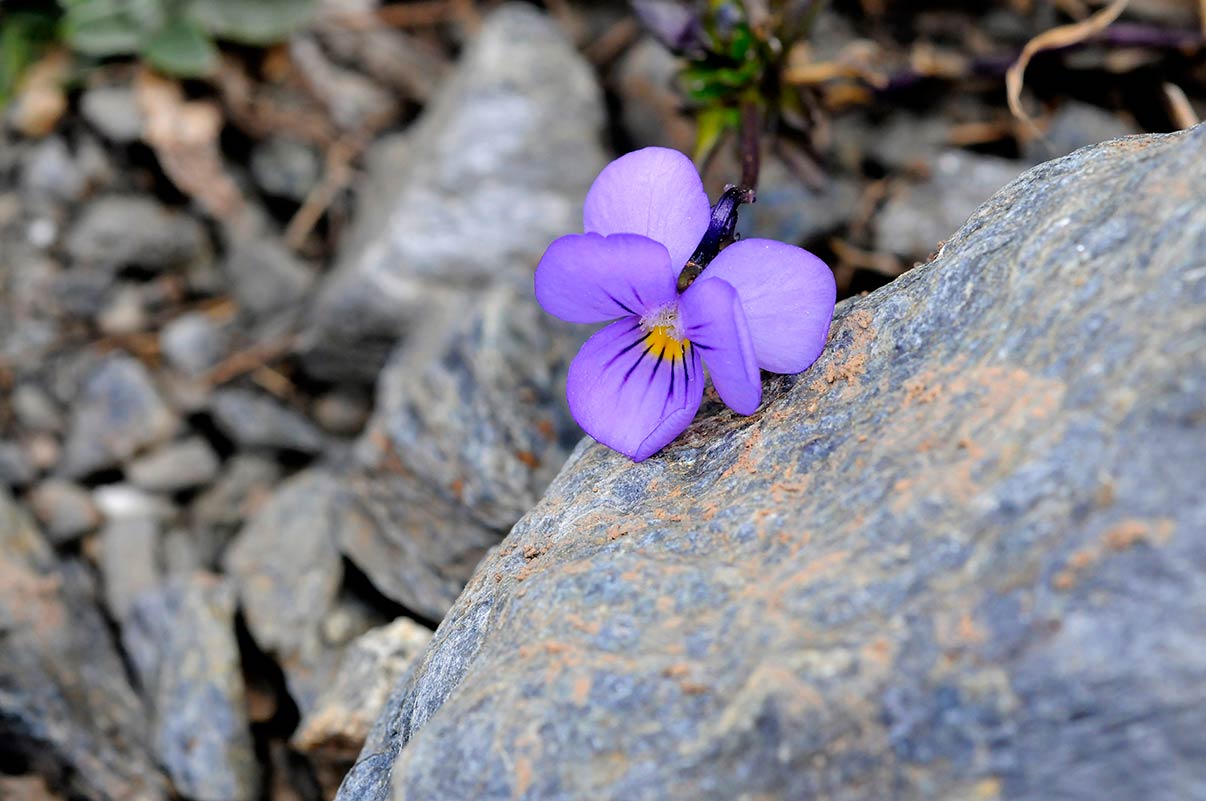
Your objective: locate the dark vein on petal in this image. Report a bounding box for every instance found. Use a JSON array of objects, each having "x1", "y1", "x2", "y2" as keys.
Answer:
[
  {"x1": 622, "y1": 343, "x2": 654, "y2": 386},
  {"x1": 605, "y1": 292, "x2": 637, "y2": 316},
  {"x1": 603, "y1": 332, "x2": 647, "y2": 371},
  {"x1": 667, "y1": 352, "x2": 676, "y2": 399},
  {"x1": 648, "y1": 347, "x2": 666, "y2": 389}
]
